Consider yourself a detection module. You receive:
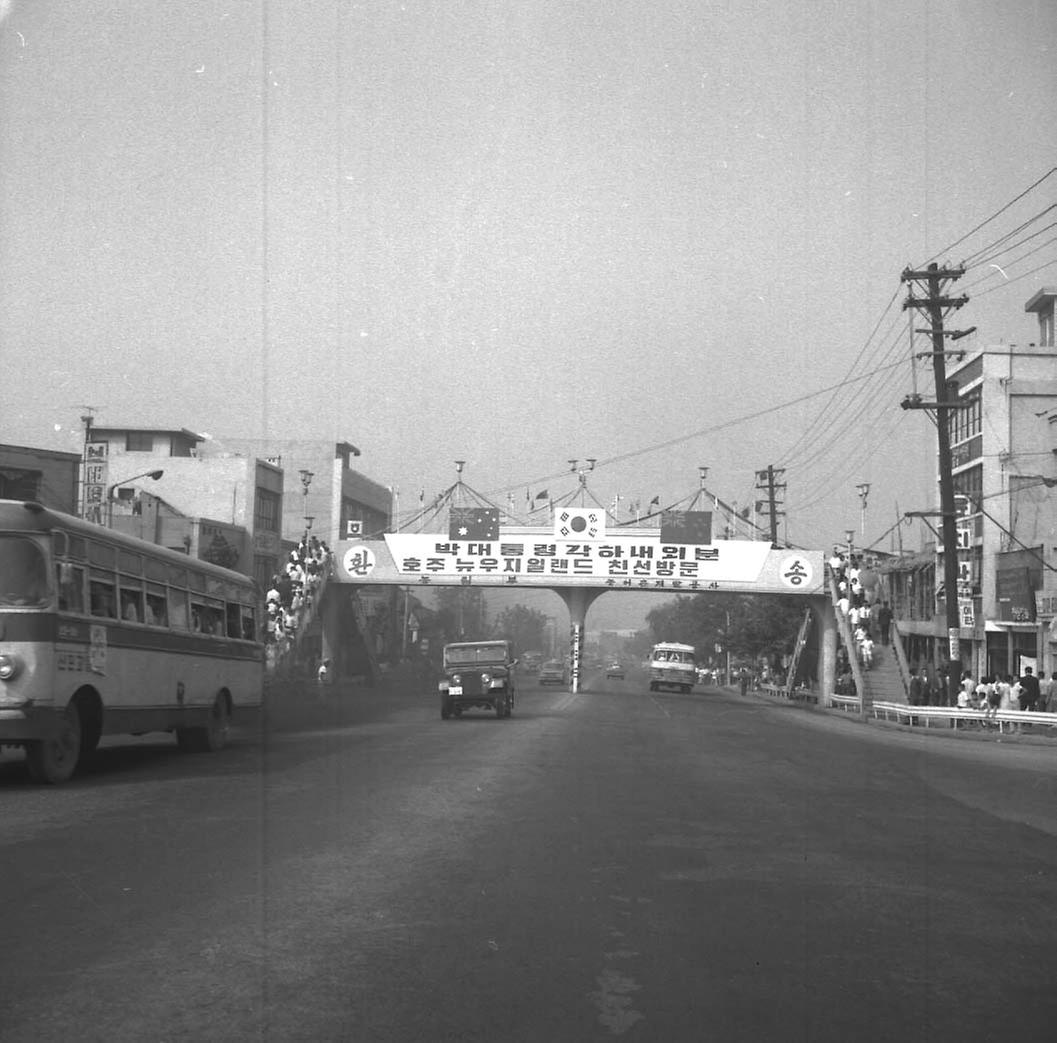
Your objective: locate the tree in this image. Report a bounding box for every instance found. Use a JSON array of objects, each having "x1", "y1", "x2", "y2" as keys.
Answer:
[
  {"x1": 491, "y1": 603, "x2": 549, "y2": 655},
  {"x1": 646, "y1": 593, "x2": 804, "y2": 667},
  {"x1": 434, "y1": 586, "x2": 488, "y2": 642}
]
